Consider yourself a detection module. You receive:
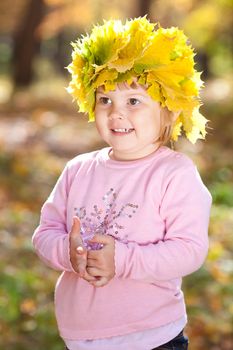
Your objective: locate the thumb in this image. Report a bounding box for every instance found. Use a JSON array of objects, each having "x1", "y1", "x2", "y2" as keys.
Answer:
[
  {"x1": 70, "y1": 216, "x2": 85, "y2": 254},
  {"x1": 70, "y1": 216, "x2": 81, "y2": 236}
]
